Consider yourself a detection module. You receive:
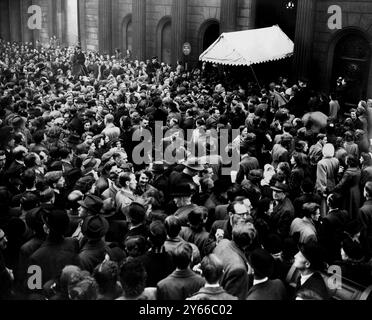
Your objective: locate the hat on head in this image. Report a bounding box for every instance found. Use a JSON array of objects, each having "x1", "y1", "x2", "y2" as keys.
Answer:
[
  {"x1": 171, "y1": 183, "x2": 192, "y2": 197},
  {"x1": 151, "y1": 161, "x2": 165, "y2": 174},
  {"x1": 101, "y1": 198, "x2": 116, "y2": 218},
  {"x1": 45, "y1": 171, "x2": 63, "y2": 185},
  {"x1": 270, "y1": 181, "x2": 289, "y2": 193},
  {"x1": 67, "y1": 134, "x2": 80, "y2": 145},
  {"x1": 298, "y1": 241, "x2": 326, "y2": 271},
  {"x1": 82, "y1": 157, "x2": 98, "y2": 170},
  {"x1": 42, "y1": 209, "x2": 70, "y2": 235},
  {"x1": 183, "y1": 158, "x2": 205, "y2": 171},
  {"x1": 82, "y1": 215, "x2": 109, "y2": 240},
  {"x1": 77, "y1": 194, "x2": 103, "y2": 215},
  {"x1": 248, "y1": 248, "x2": 275, "y2": 279}
]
